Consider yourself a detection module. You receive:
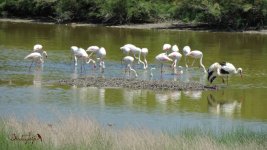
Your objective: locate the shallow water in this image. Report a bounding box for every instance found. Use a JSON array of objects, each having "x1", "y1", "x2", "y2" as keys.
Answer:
[{"x1": 0, "y1": 21, "x2": 267, "y2": 132}]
